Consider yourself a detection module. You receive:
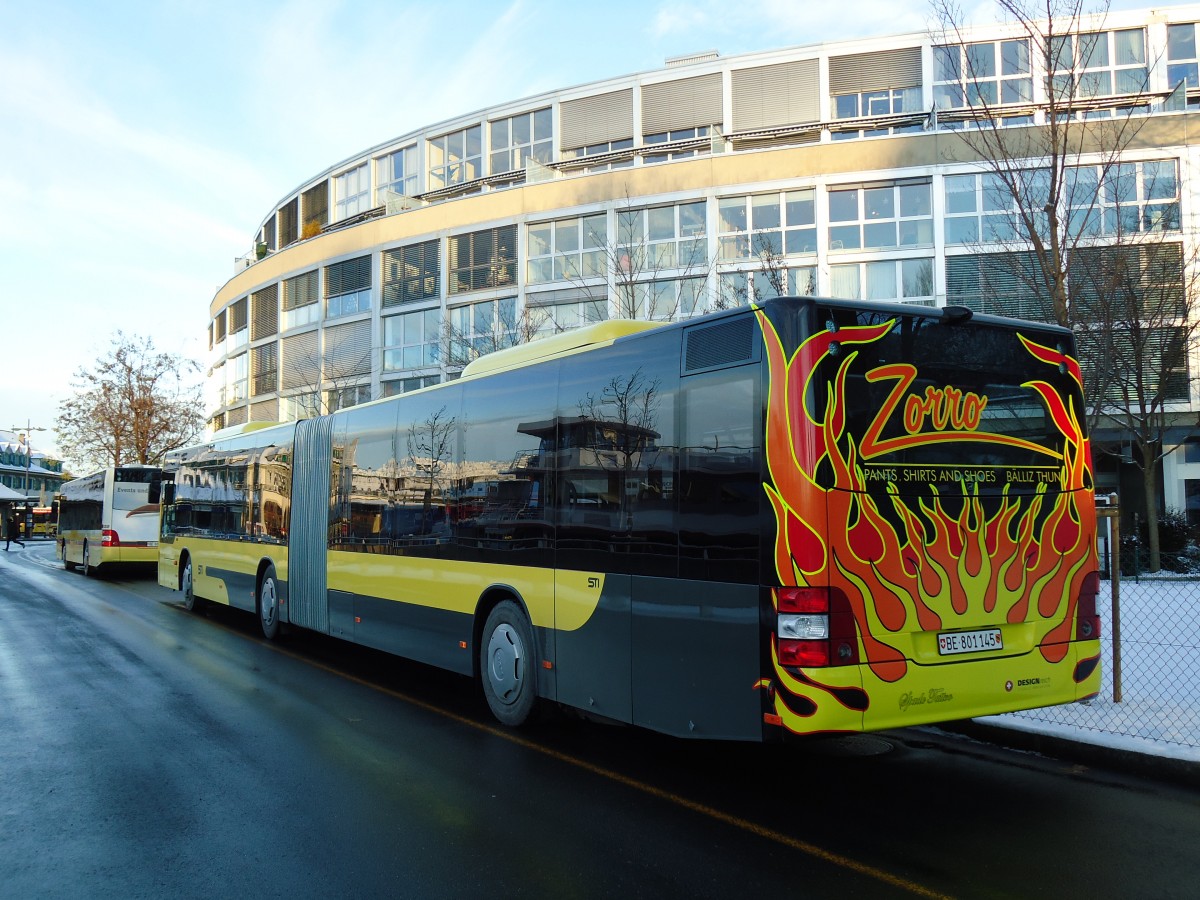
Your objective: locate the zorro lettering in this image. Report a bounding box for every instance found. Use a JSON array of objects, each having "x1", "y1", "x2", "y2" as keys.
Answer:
[
  {"x1": 903, "y1": 384, "x2": 986, "y2": 434},
  {"x1": 859, "y1": 363, "x2": 1055, "y2": 461}
]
